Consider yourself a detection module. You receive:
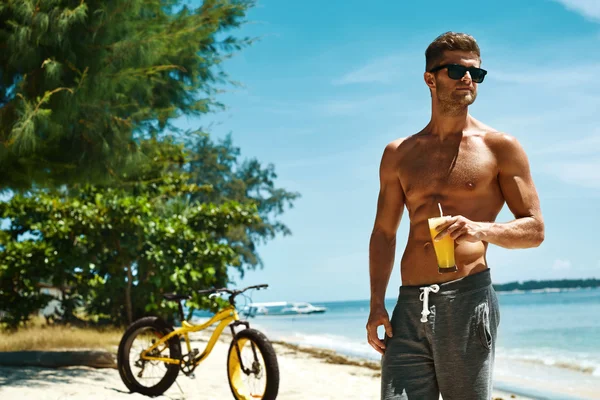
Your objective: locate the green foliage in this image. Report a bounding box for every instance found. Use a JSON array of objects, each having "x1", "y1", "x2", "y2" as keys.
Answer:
[
  {"x1": 0, "y1": 238, "x2": 55, "y2": 329},
  {"x1": 0, "y1": 180, "x2": 260, "y2": 328},
  {"x1": 187, "y1": 133, "x2": 300, "y2": 272},
  {"x1": 0, "y1": 0, "x2": 255, "y2": 189},
  {"x1": 0, "y1": 0, "x2": 301, "y2": 332}
]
